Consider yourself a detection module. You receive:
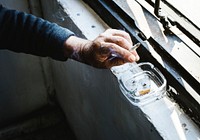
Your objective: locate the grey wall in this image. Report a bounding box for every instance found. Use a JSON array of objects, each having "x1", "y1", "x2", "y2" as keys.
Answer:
[
  {"x1": 0, "y1": 0, "x2": 52, "y2": 127},
  {"x1": 50, "y1": 60, "x2": 163, "y2": 140},
  {"x1": 0, "y1": 0, "x2": 29, "y2": 12}
]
